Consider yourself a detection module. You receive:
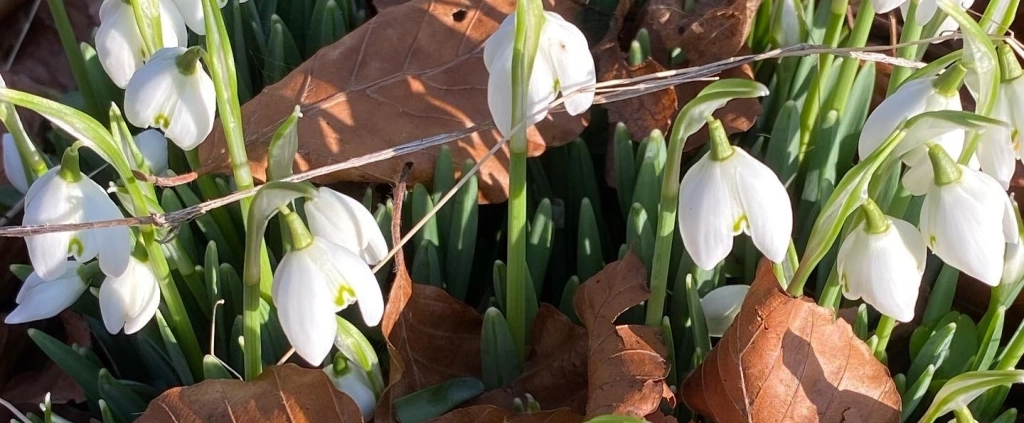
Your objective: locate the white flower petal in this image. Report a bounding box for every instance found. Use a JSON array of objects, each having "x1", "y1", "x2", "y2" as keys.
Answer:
[
  {"x1": 729, "y1": 149, "x2": 793, "y2": 263},
  {"x1": 483, "y1": 14, "x2": 515, "y2": 72},
  {"x1": 78, "y1": 176, "x2": 132, "y2": 278},
  {"x1": 873, "y1": 0, "x2": 908, "y2": 13},
  {"x1": 171, "y1": 0, "x2": 206, "y2": 35},
  {"x1": 124, "y1": 47, "x2": 216, "y2": 150},
  {"x1": 316, "y1": 239, "x2": 385, "y2": 327},
  {"x1": 3, "y1": 134, "x2": 29, "y2": 193},
  {"x1": 859, "y1": 78, "x2": 936, "y2": 159},
  {"x1": 324, "y1": 365, "x2": 377, "y2": 421},
  {"x1": 96, "y1": 0, "x2": 147, "y2": 88},
  {"x1": 541, "y1": 12, "x2": 595, "y2": 116},
  {"x1": 839, "y1": 219, "x2": 925, "y2": 322},
  {"x1": 135, "y1": 129, "x2": 169, "y2": 174},
  {"x1": 99, "y1": 257, "x2": 161, "y2": 334},
  {"x1": 486, "y1": 44, "x2": 515, "y2": 138},
  {"x1": 921, "y1": 166, "x2": 1009, "y2": 285},
  {"x1": 24, "y1": 169, "x2": 79, "y2": 281},
  {"x1": 5, "y1": 264, "x2": 87, "y2": 325},
  {"x1": 678, "y1": 154, "x2": 741, "y2": 269},
  {"x1": 701, "y1": 285, "x2": 749, "y2": 337},
  {"x1": 273, "y1": 247, "x2": 338, "y2": 365},
  {"x1": 976, "y1": 126, "x2": 1016, "y2": 189},
  {"x1": 306, "y1": 188, "x2": 389, "y2": 264}
]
